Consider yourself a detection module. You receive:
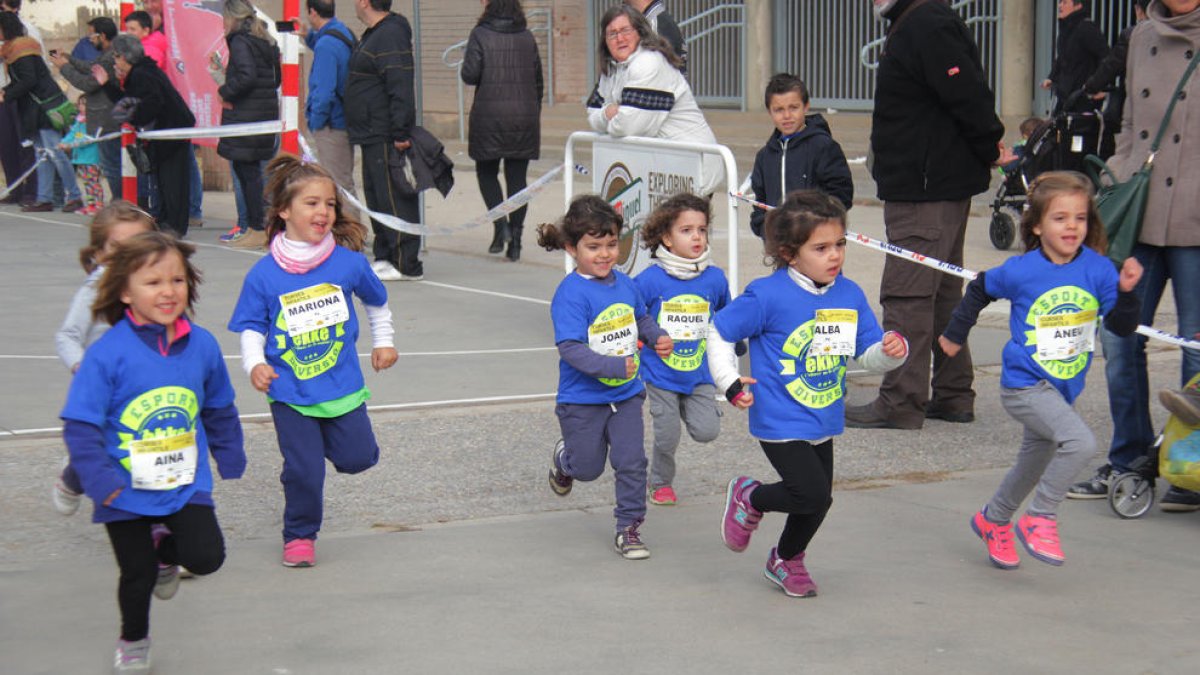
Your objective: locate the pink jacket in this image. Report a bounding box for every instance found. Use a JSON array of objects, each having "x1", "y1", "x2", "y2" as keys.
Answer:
[{"x1": 141, "y1": 30, "x2": 169, "y2": 72}]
